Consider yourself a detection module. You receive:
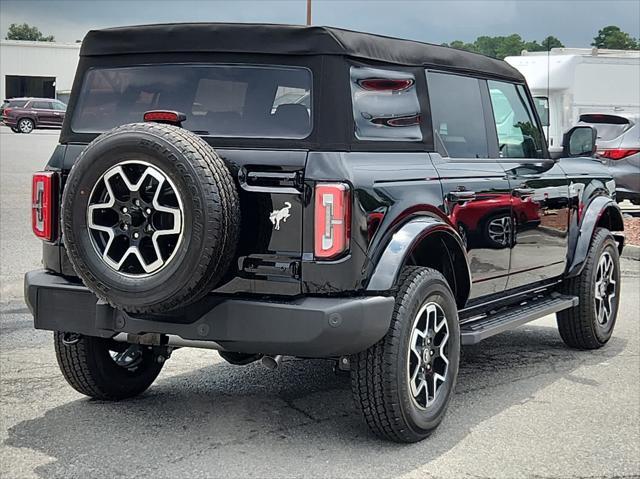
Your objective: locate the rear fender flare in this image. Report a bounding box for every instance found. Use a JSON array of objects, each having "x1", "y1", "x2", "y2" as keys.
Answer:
[
  {"x1": 566, "y1": 196, "x2": 624, "y2": 277},
  {"x1": 366, "y1": 217, "x2": 471, "y2": 304}
]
